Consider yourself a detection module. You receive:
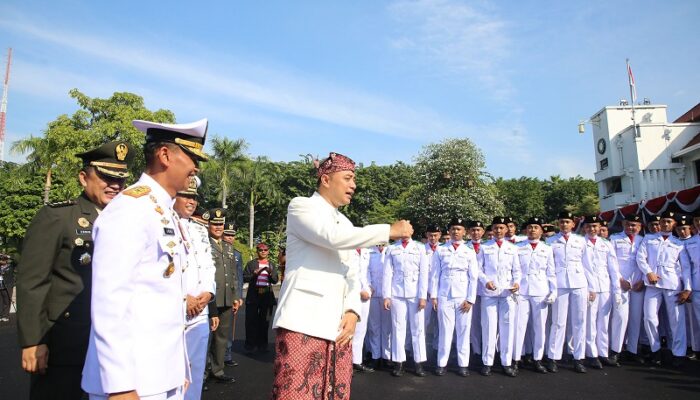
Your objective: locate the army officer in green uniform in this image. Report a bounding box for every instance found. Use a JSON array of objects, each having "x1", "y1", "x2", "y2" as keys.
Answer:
[{"x1": 16, "y1": 141, "x2": 134, "y2": 399}]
